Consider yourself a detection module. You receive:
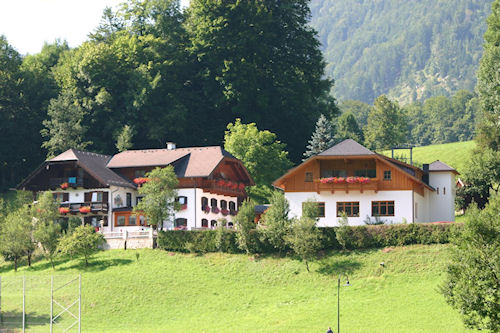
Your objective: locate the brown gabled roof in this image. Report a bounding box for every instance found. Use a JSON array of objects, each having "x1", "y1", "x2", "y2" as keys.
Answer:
[
  {"x1": 429, "y1": 160, "x2": 459, "y2": 174},
  {"x1": 50, "y1": 149, "x2": 135, "y2": 188},
  {"x1": 107, "y1": 146, "x2": 237, "y2": 178},
  {"x1": 319, "y1": 139, "x2": 375, "y2": 156}
]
